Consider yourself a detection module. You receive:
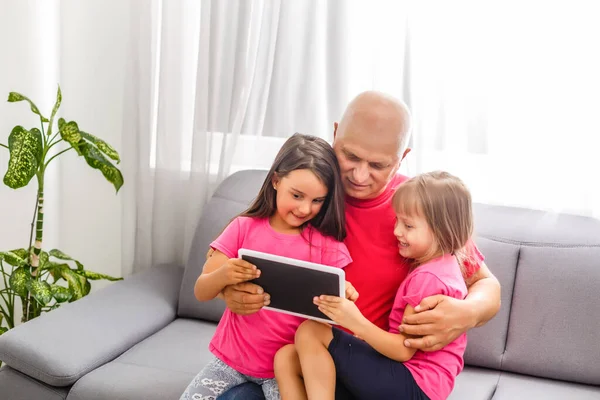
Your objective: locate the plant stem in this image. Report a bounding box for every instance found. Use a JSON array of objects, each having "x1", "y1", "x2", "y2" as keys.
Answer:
[
  {"x1": 46, "y1": 137, "x2": 63, "y2": 152},
  {"x1": 45, "y1": 147, "x2": 72, "y2": 168},
  {"x1": 40, "y1": 117, "x2": 47, "y2": 148},
  {"x1": 24, "y1": 172, "x2": 45, "y2": 322},
  {"x1": 0, "y1": 143, "x2": 8, "y2": 150}
]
